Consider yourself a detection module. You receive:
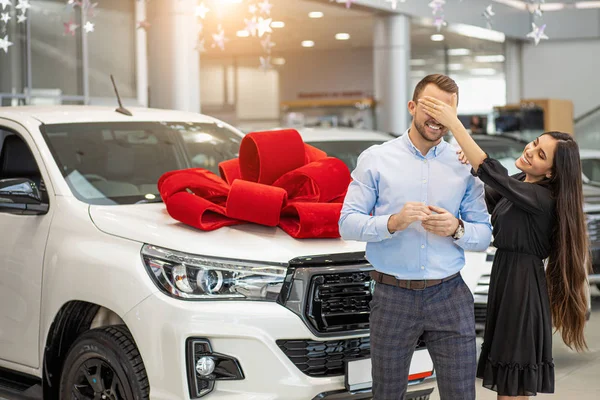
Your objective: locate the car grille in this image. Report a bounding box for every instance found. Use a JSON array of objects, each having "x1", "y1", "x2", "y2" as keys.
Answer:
[
  {"x1": 277, "y1": 337, "x2": 426, "y2": 378},
  {"x1": 474, "y1": 303, "x2": 487, "y2": 324},
  {"x1": 306, "y1": 271, "x2": 372, "y2": 334},
  {"x1": 587, "y1": 213, "x2": 600, "y2": 246}
]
